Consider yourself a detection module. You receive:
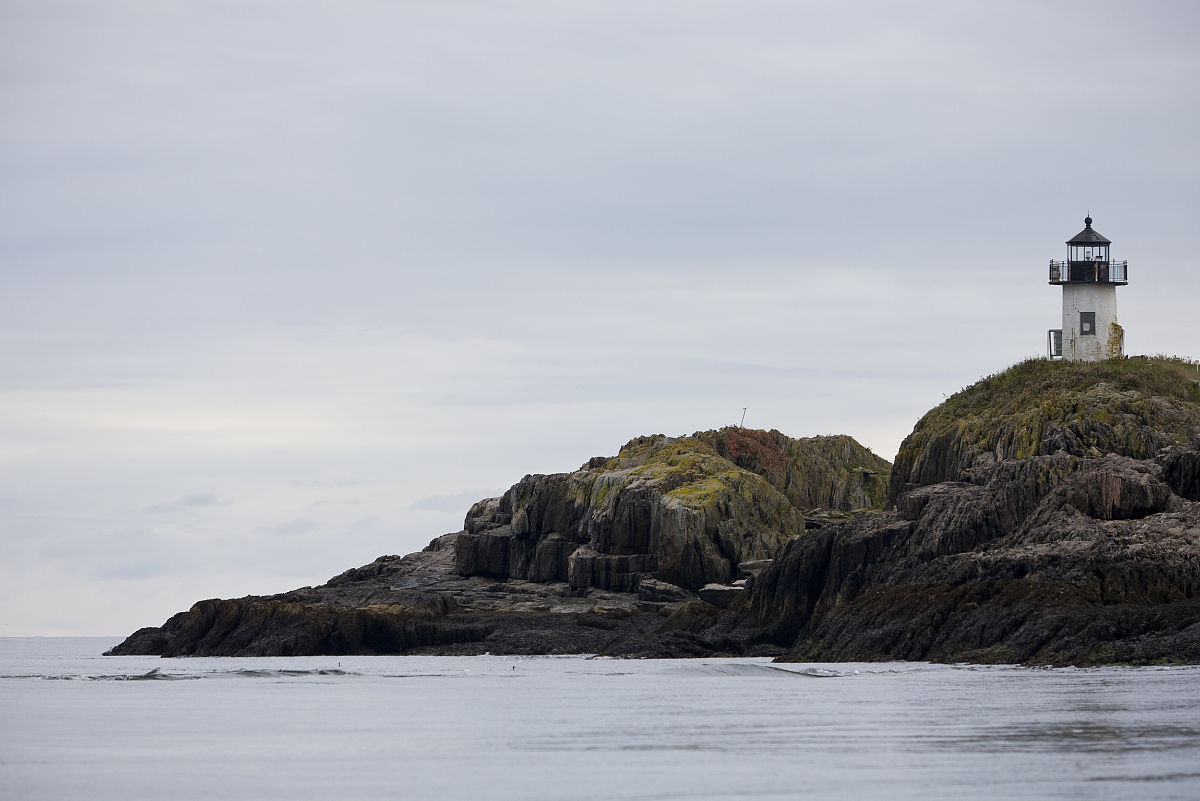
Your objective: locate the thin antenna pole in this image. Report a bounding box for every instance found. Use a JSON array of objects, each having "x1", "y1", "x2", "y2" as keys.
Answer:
[{"x1": 739, "y1": 408, "x2": 747, "y2": 428}]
